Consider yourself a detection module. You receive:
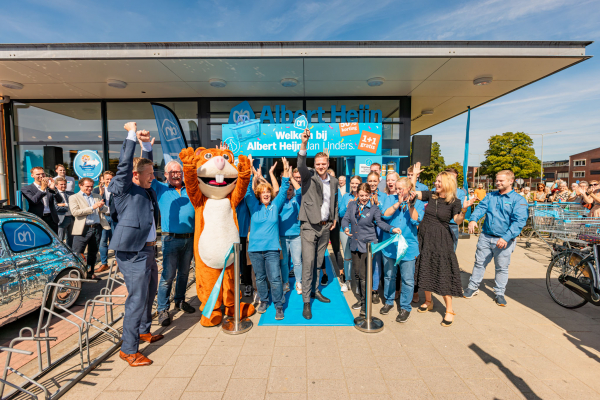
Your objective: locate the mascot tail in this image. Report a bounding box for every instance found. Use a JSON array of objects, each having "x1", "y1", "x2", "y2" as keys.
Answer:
[{"x1": 201, "y1": 244, "x2": 234, "y2": 320}]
